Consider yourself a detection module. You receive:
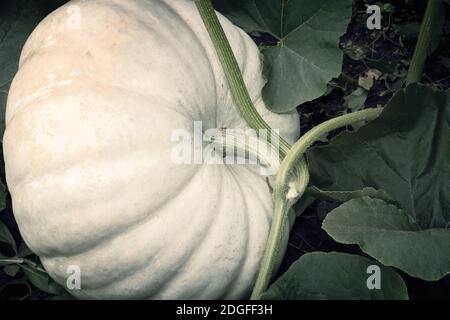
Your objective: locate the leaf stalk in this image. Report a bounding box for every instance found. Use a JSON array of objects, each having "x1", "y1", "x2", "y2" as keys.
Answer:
[{"x1": 406, "y1": 0, "x2": 442, "y2": 85}]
